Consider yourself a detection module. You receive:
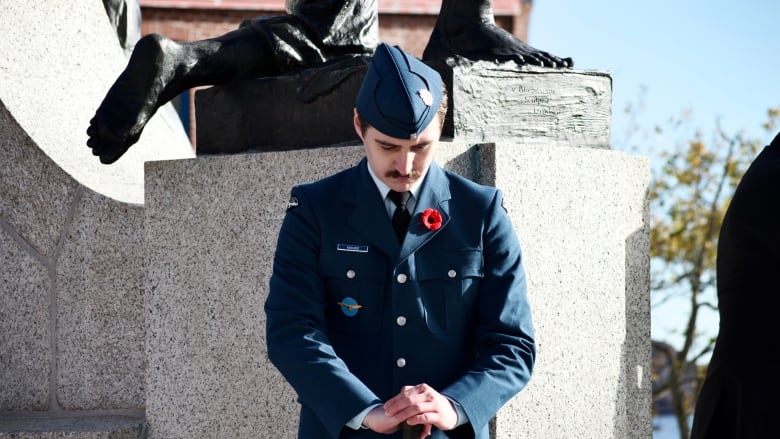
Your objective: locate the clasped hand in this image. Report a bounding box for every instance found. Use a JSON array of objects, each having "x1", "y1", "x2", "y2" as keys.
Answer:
[{"x1": 362, "y1": 383, "x2": 458, "y2": 438}]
